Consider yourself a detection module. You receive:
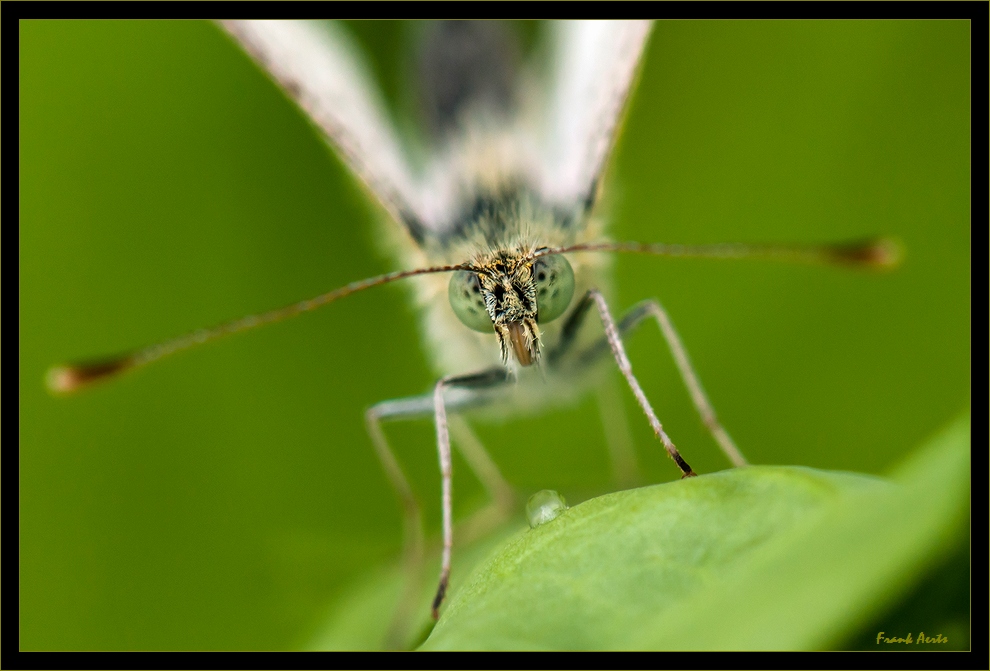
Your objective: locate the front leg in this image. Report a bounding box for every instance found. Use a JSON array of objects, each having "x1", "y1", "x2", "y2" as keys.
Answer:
[
  {"x1": 428, "y1": 367, "x2": 513, "y2": 618},
  {"x1": 365, "y1": 367, "x2": 513, "y2": 642},
  {"x1": 365, "y1": 368, "x2": 513, "y2": 632},
  {"x1": 583, "y1": 290, "x2": 698, "y2": 478},
  {"x1": 550, "y1": 290, "x2": 747, "y2": 470}
]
